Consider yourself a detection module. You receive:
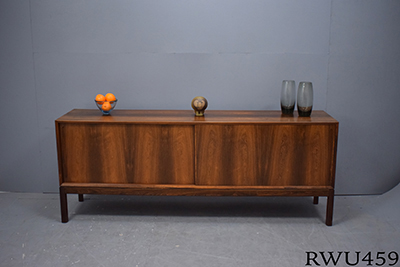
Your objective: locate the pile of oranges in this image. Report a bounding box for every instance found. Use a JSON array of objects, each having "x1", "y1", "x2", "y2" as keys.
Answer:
[{"x1": 95, "y1": 93, "x2": 117, "y2": 111}]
